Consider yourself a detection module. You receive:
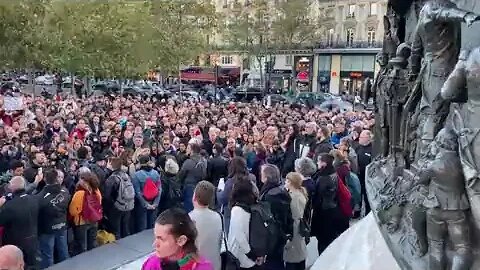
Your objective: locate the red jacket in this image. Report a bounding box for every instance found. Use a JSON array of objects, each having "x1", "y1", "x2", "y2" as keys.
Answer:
[{"x1": 69, "y1": 128, "x2": 88, "y2": 142}]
